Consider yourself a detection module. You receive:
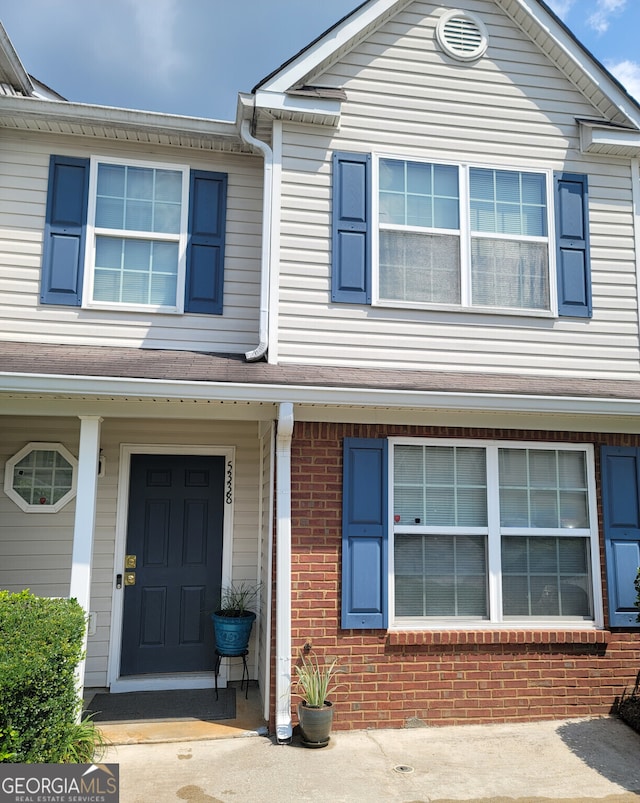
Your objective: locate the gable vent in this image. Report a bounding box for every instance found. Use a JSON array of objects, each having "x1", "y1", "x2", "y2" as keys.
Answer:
[{"x1": 436, "y1": 10, "x2": 488, "y2": 62}]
